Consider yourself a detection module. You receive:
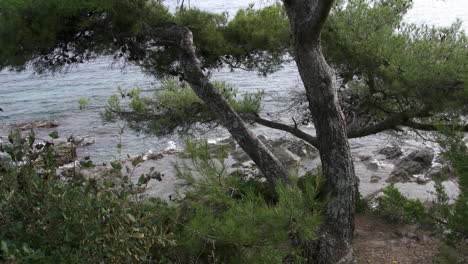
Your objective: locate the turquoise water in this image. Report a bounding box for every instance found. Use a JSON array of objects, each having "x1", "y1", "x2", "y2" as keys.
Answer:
[{"x1": 1, "y1": 0, "x2": 467, "y2": 161}]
